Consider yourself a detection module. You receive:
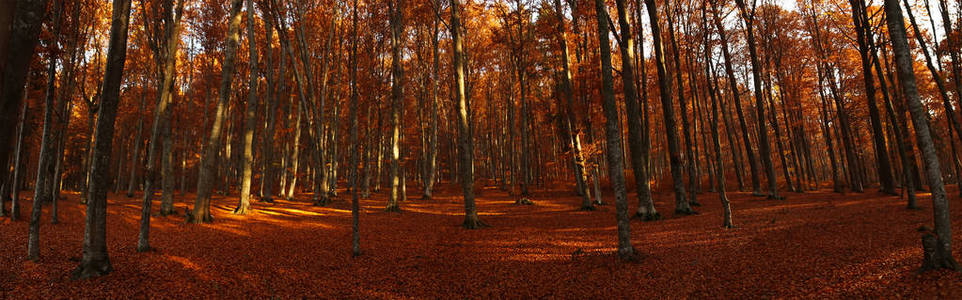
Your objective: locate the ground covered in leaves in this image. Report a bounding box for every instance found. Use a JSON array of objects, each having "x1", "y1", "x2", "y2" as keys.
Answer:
[{"x1": 2, "y1": 184, "x2": 961, "y2": 298}]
